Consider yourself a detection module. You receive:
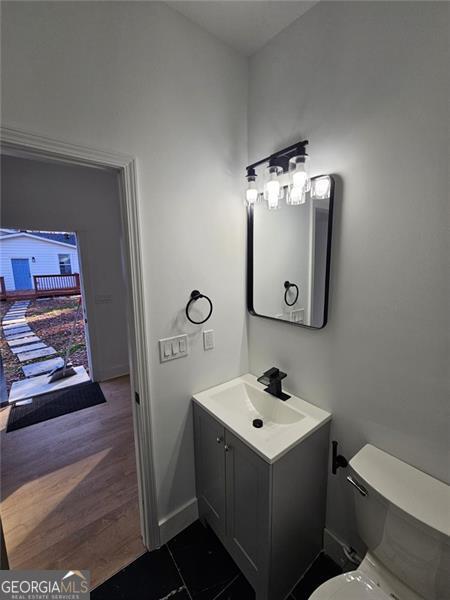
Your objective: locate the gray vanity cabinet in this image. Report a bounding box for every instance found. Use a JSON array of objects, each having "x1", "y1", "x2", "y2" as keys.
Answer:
[
  {"x1": 193, "y1": 403, "x2": 330, "y2": 600},
  {"x1": 224, "y1": 430, "x2": 271, "y2": 589},
  {"x1": 194, "y1": 406, "x2": 227, "y2": 537}
]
